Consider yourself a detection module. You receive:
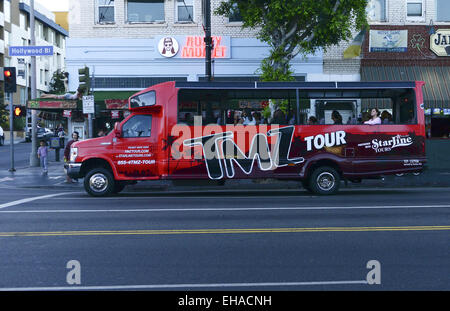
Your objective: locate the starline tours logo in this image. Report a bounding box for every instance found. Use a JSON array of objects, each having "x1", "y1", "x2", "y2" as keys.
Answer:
[{"x1": 358, "y1": 134, "x2": 413, "y2": 153}]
